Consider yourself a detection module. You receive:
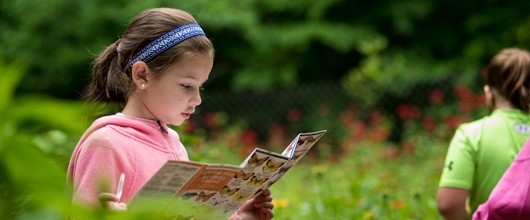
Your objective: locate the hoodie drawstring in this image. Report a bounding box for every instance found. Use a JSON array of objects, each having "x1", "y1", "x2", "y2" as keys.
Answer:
[{"x1": 156, "y1": 120, "x2": 168, "y2": 134}]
